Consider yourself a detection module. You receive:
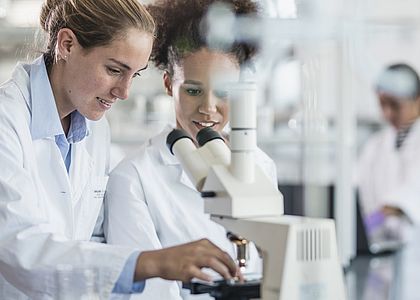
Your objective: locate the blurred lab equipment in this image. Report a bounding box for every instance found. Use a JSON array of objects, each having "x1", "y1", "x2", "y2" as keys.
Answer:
[
  {"x1": 203, "y1": 0, "x2": 356, "y2": 270},
  {"x1": 108, "y1": 92, "x2": 175, "y2": 155},
  {"x1": 166, "y1": 81, "x2": 346, "y2": 300},
  {"x1": 0, "y1": 0, "x2": 9, "y2": 19}
]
